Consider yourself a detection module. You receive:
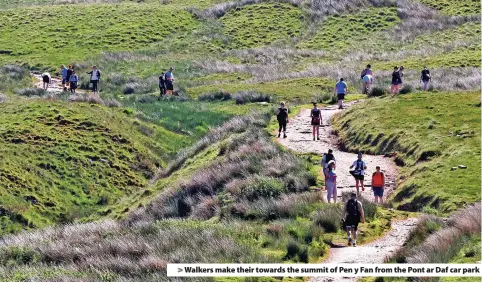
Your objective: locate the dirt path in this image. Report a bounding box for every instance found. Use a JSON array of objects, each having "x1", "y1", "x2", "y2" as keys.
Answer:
[
  {"x1": 277, "y1": 102, "x2": 397, "y2": 201},
  {"x1": 311, "y1": 218, "x2": 419, "y2": 282},
  {"x1": 32, "y1": 72, "x2": 87, "y2": 94}
]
